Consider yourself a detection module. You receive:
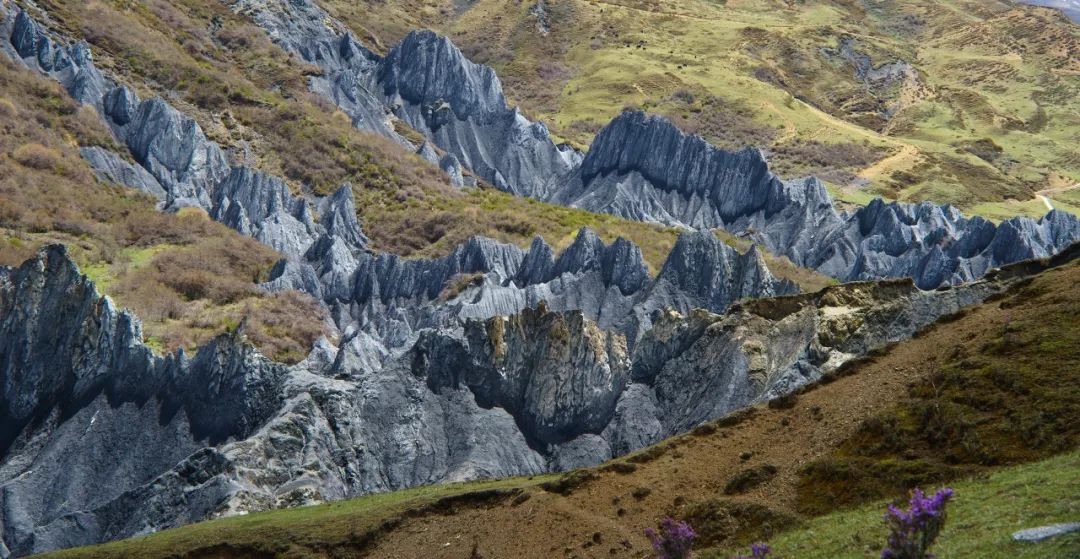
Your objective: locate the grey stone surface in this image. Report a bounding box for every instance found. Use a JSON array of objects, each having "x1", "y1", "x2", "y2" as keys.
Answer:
[
  {"x1": 4, "y1": 3, "x2": 1080, "y2": 557},
  {"x1": 1012, "y1": 522, "x2": 1080, "y2": 543},
  {"x1": 227, "y1": 0, "x2": 580, "y2": 196},
  {"x1": 78, "y1": 146, "x2": 167, "y2": 200},
  {"x1": 1, "y1": 245, "x2": 1046, "y2": 556},
  {"x1": 1, "y1": 1, "x2": 370, "y2": 261},
  {"x1": 229, "y1": 0, "x2": 397, "y2": 137},
  {"x1": 560, "y1": 111, "x2": 1080, "y2": 288}
]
